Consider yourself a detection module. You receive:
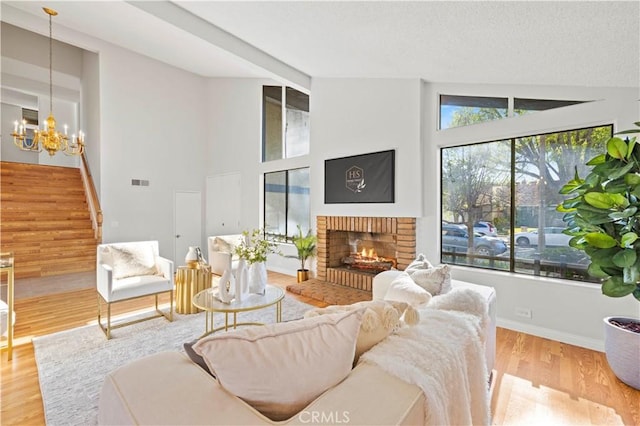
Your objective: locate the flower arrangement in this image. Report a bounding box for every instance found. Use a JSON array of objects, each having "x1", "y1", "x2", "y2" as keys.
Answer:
[{"x1": 234, "y1": 228, "x2": 279, "y2": 264}]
